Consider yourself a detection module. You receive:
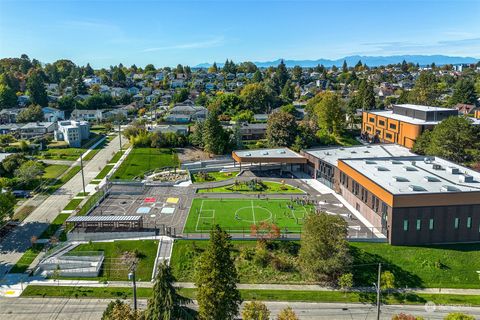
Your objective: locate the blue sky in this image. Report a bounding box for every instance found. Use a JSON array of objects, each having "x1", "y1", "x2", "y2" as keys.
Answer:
[{"x1": 0, "y1": 0, "x2": 479, "y2": 68}]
